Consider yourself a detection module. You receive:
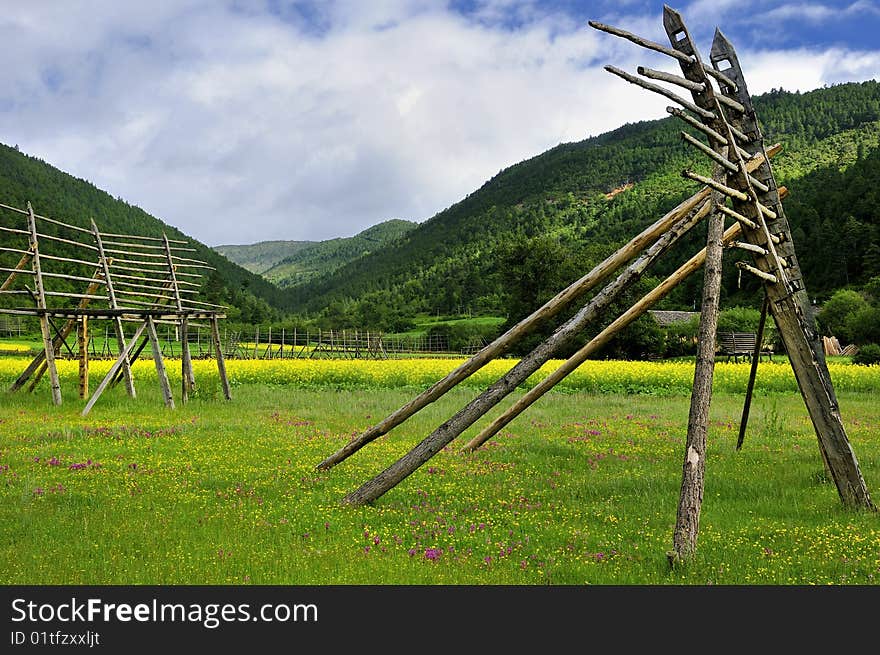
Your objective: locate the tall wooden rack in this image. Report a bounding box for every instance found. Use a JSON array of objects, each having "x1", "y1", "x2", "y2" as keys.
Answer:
[
  {"x1": 0, "y1": 200, "x2": 231, "y2": 415},
  {"x1": 313, "y1": 6, "x2": 874, "y2": 560}
]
